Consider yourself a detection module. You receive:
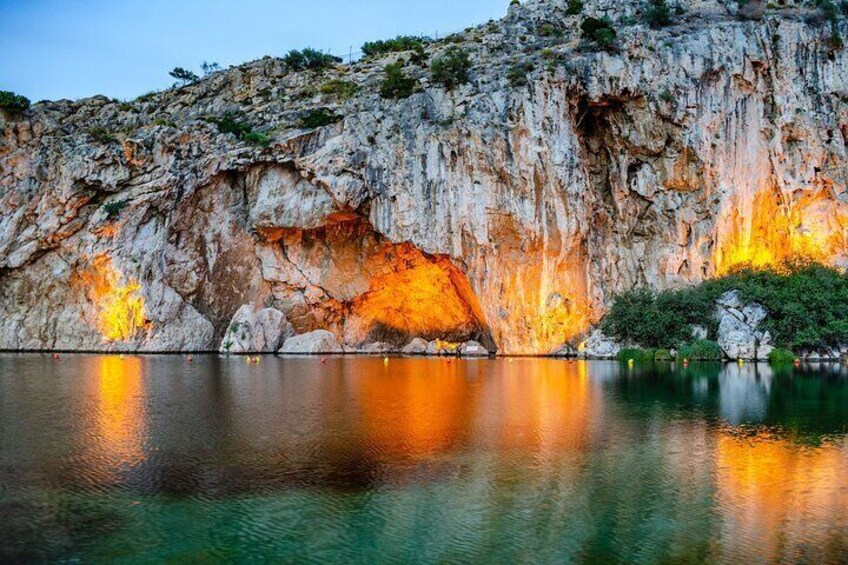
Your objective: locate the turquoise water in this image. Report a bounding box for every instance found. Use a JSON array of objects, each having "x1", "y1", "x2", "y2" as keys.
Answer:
[{"x1": 1, "y1": 355, "x2": 847, "y2": 563}]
